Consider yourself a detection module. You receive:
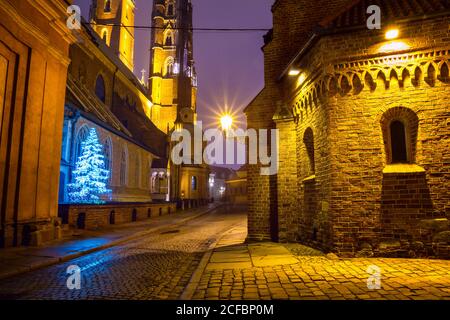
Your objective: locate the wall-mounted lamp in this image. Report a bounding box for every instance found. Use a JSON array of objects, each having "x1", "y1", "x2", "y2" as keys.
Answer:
[
  {"x1": 385, "y1": 28, "x2": 399, "y2": 40},
  {"x1": 288, "y1": 69, "x2": 301, "y2": 76}
]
